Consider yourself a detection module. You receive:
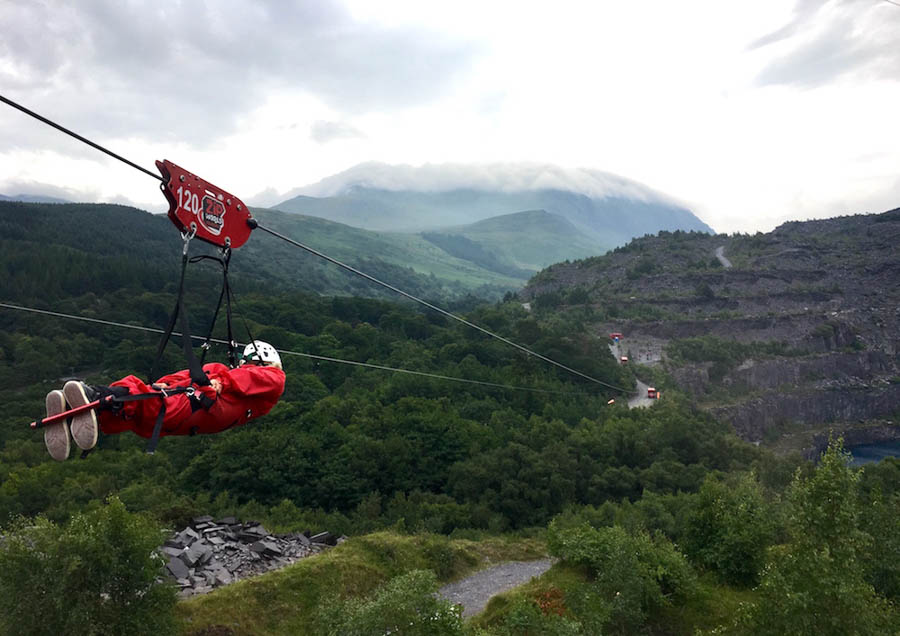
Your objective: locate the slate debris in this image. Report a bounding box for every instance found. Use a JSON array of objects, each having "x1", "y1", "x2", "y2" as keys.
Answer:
[{"x1": 158, "y1": 517, "x2": 345, "y2": 597}]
